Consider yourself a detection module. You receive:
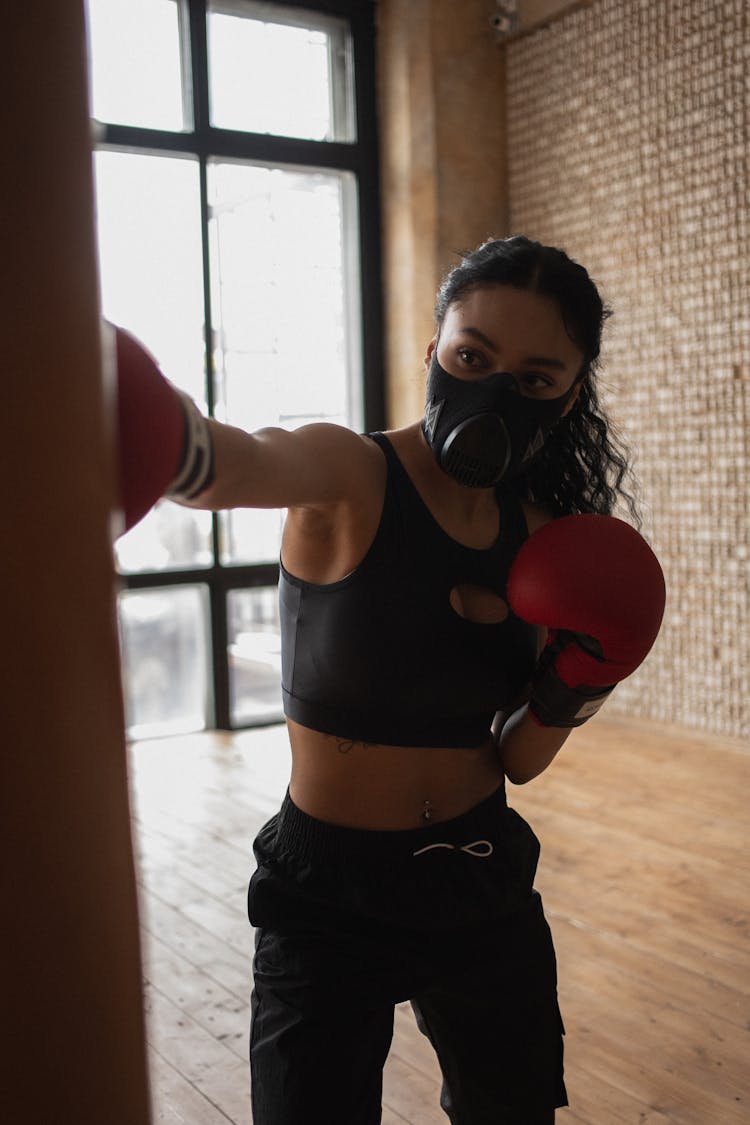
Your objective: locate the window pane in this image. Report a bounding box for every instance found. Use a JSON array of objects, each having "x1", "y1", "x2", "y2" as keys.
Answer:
[
  {"x1": 228, "y1": 588, "x2": 283, "y2": 726},
  {"x1": 208, "y1": 161, "x2": 362, "y2": 564},
  {"x1": 93, "y1": 149, "x2": 212, "y2": 572},
  {"x1": 118, "y1": 586, "x2": 211, "y2": 739},
  {"x1": 115, "y1": 502, "x2": 214, "y2": 574},
  {"x1": 208, "y1": 1, "x2": 355, "y2": 142},
  {"x1": 221, "y1": 508, "x2": 286, "y2": 570},
  {"x1": 86, "y1": 0, "x2": 187, "y2": 131},
  {"x1": 94, "y1": 151, "x2": 205, "y2": 398}
]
